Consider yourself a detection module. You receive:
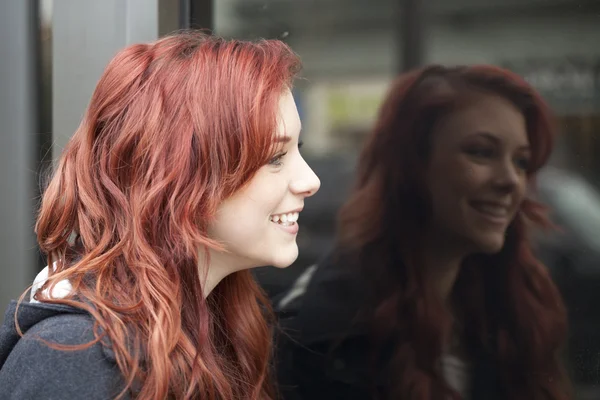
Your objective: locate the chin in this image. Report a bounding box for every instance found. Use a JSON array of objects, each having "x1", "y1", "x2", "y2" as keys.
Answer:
[
  {"x1": 475, "y1": 234, "x2": 506, "y2": 254},
  {"x1": 268, "y1": 245, "x2": 299, "y2": 269}
]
